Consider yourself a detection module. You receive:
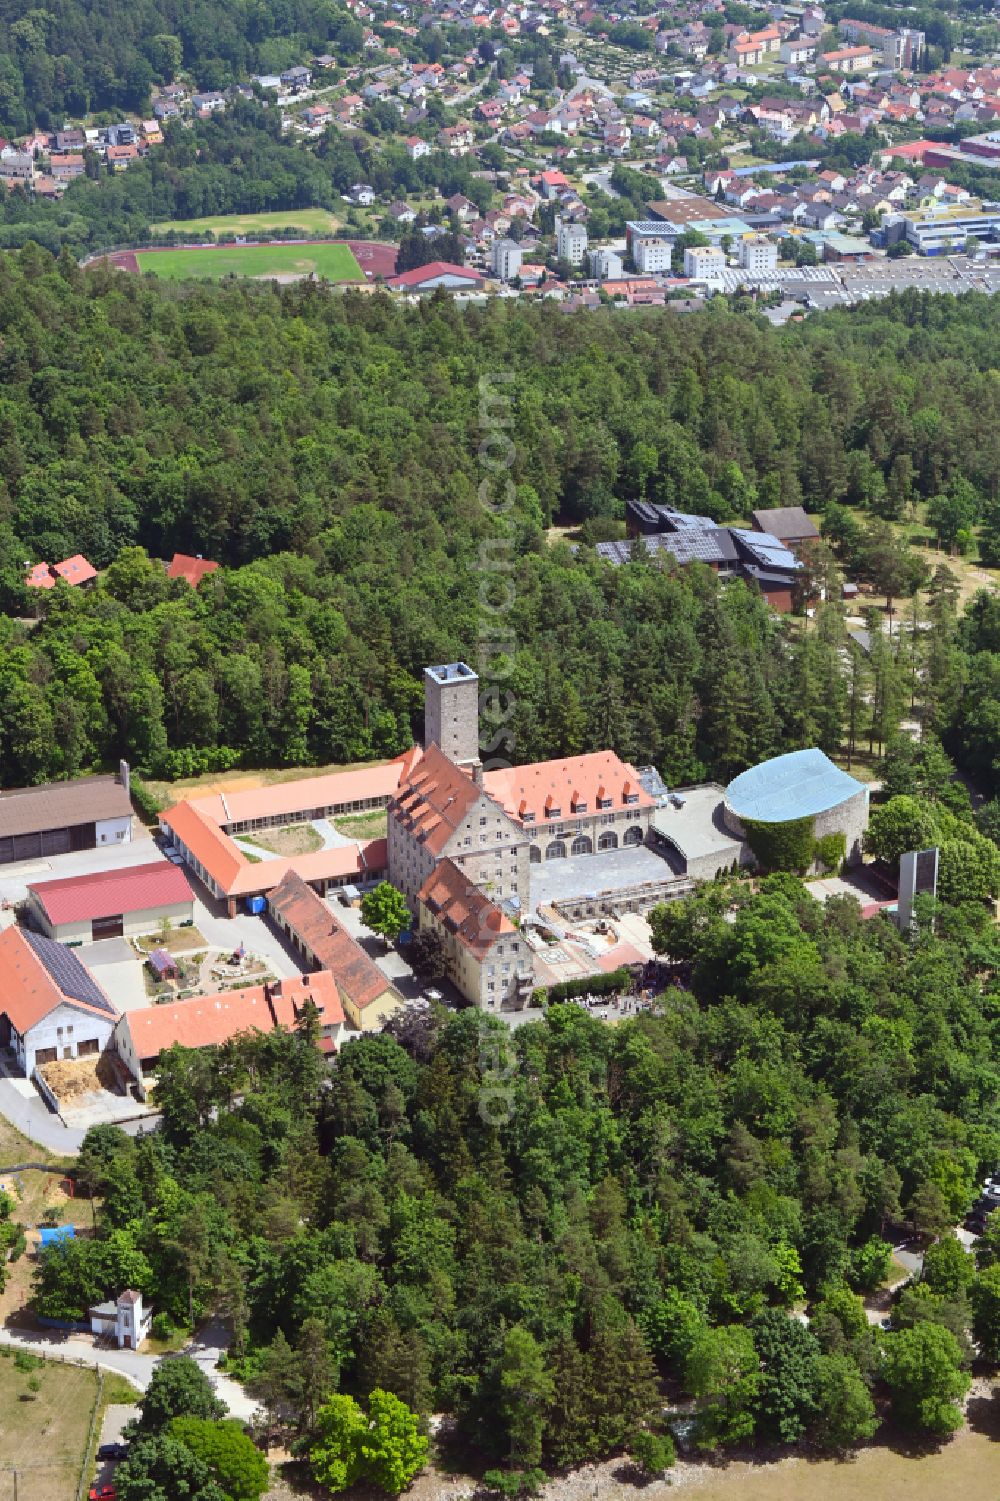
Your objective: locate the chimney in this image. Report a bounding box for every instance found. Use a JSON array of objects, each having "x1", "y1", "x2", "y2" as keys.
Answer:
[
  {"x1": 472, "y1": 764, "x2": 483, "y2": 787},
  {"x1": 118, "y1": 758, "x2": 131, "y2": 795}
]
